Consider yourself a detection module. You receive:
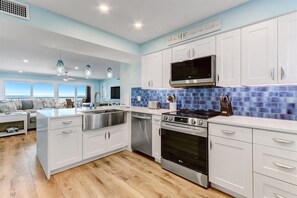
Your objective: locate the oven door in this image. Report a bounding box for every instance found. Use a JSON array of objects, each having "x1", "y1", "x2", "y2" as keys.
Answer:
[
  {"x1": 170, "y1": 55, "x2": 216, "y2": 87},
  {"x1": 161, "y1": 122, "x2": 208, "y2": 175}
]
